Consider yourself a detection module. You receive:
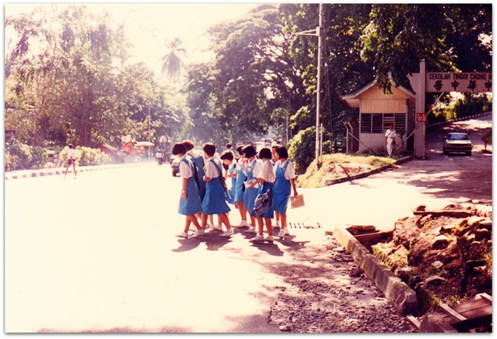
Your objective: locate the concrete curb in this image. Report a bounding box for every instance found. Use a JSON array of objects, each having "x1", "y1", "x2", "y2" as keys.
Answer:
[
  {"x1": 5, "y1": 162, "x2": 151, "y2": 181},
  {"x1": 324, "y1": 155, "x2": 413, "y2": 186},
  {"x1": 332, "y1": 226, "x2": 418, "y2": 317}
]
